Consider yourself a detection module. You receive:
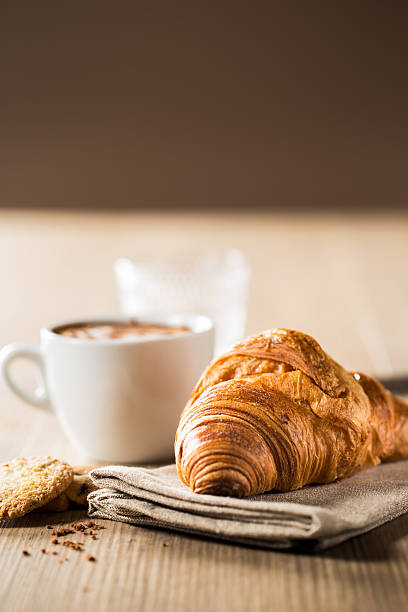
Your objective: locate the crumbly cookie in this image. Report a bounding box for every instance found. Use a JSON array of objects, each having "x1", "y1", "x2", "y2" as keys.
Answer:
[
  {"x1": 66, "y1": 467, "x2": 97, "y2": 505},
  {"x1": 41, "y1": 492, "x2": 70, "y2": 512},
  {"x1": 0, "y1": 457, "x2": 74, "y2": 519},
  {"x1": 42, "y1": 466, "x2": 96, "y2": 511}
]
